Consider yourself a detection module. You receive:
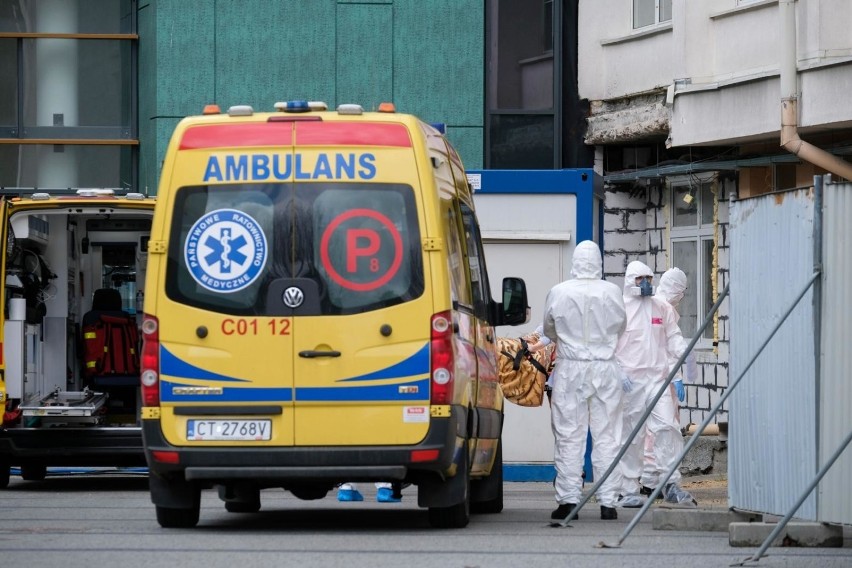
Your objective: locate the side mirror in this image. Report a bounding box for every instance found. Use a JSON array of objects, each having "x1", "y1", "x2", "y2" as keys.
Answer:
[{"x1": 499, "y1": 277, "x2": 529, "y2": 326}]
